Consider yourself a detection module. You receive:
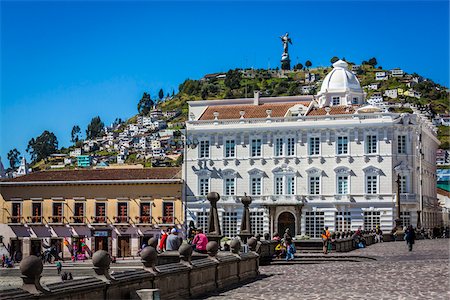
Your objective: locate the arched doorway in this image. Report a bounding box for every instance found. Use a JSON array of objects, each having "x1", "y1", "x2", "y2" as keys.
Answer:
[{"x1": 278, "y1": 212, "x2": 296, "y2": 236}]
